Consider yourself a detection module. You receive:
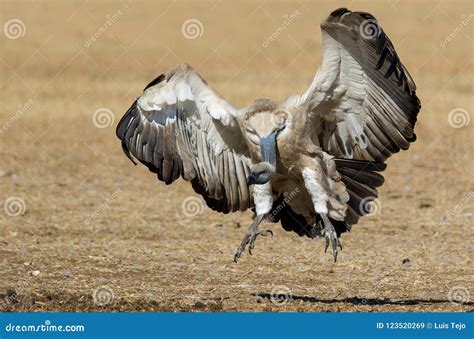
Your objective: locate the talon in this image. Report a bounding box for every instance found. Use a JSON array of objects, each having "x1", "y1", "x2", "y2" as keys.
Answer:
[
  {"x1": 332, "y1": 241, "x2": 338, "y2": 262},
  {"x1": 324, "y1": 236, "x2": 329, "y2": 253},
  {"x1": 234, "y1": 248, "x2": 243, "y2": 263},
  {"x1": 259, "y1": 229, "x2": 273, "y2": 237},
  {"x1": 320, "y1": 214, "x2": 341, "y2": 262},
  {"x1": 248, "y1": 239, "x2": 255, "y2": 255},
  {"x1": 233, "y1": 215, "x2": 270, "y2": 261}
]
